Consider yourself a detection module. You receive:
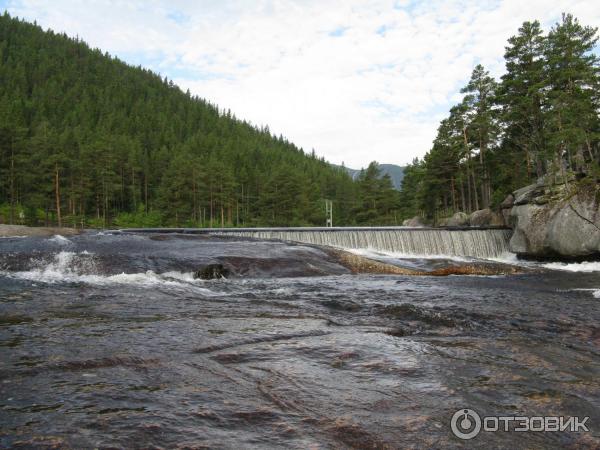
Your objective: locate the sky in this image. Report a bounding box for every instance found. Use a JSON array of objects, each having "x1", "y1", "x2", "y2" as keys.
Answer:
[{"x1": 1, "y1": 0, "x2": 599, "y2": 168}]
